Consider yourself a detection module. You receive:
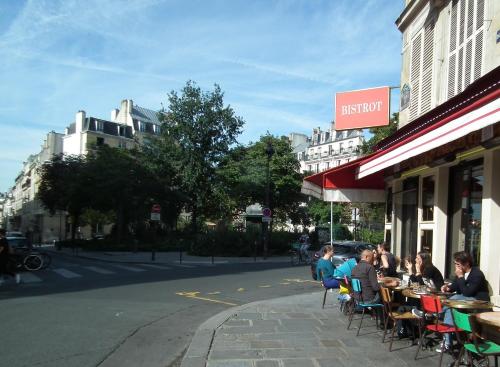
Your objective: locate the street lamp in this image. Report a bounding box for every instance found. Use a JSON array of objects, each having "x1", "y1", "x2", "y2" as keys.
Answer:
[{"x1": 263, "y1": 141, "x2": 274, "y2": 259}]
